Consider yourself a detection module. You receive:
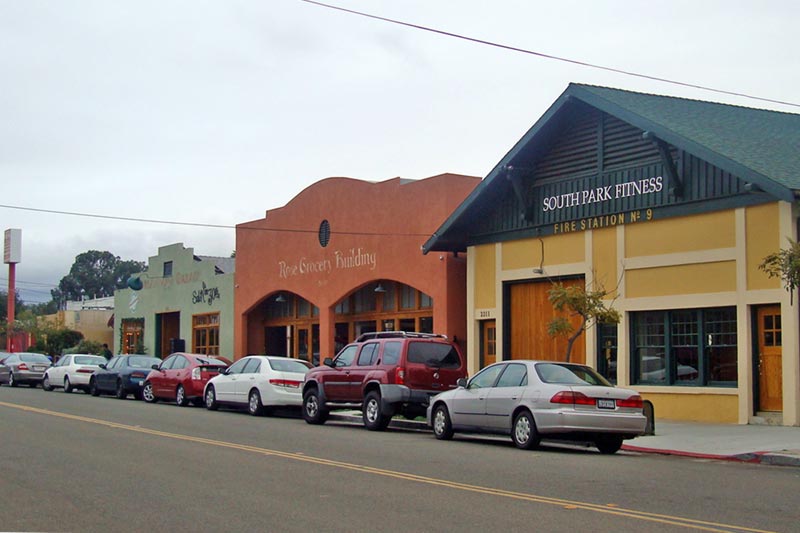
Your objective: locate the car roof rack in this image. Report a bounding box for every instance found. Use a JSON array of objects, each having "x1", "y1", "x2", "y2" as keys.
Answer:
[{"x1": 354, "y1": 331, "x2": 448, "y2": 342}]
